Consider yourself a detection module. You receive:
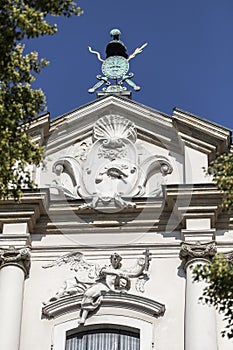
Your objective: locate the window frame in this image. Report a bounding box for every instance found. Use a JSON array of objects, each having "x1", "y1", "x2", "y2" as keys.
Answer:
[
  {"x1": 52, "y1": 315, "x2": 153, "y2": 350},
  {"x1": 66, "y1": 325, "x2": 140, "y2": 349}
]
